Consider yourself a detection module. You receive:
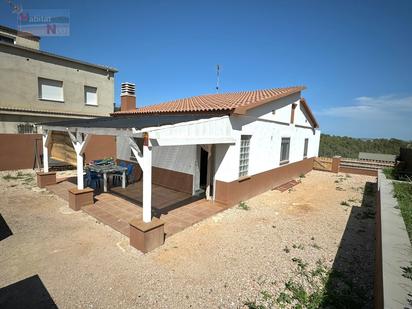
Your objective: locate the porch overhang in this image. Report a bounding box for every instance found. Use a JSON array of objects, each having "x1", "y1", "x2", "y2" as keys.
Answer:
[
  {"x1": 39, "y1": 114, "x2": 235, "y2": 225},
  {"x1": 41, "y1": 114, "x2": 235, "y2": 146}
]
